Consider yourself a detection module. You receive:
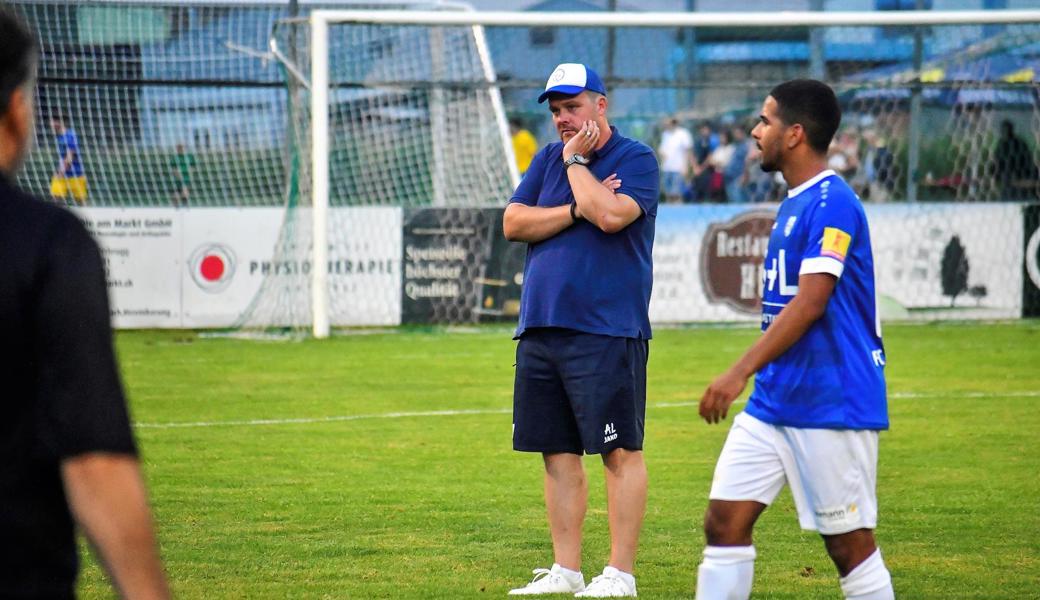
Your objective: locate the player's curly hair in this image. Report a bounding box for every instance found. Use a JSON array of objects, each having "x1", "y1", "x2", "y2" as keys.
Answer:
[{"x1": 769, "y1": 79, "x2": 841, "y2": 155}]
